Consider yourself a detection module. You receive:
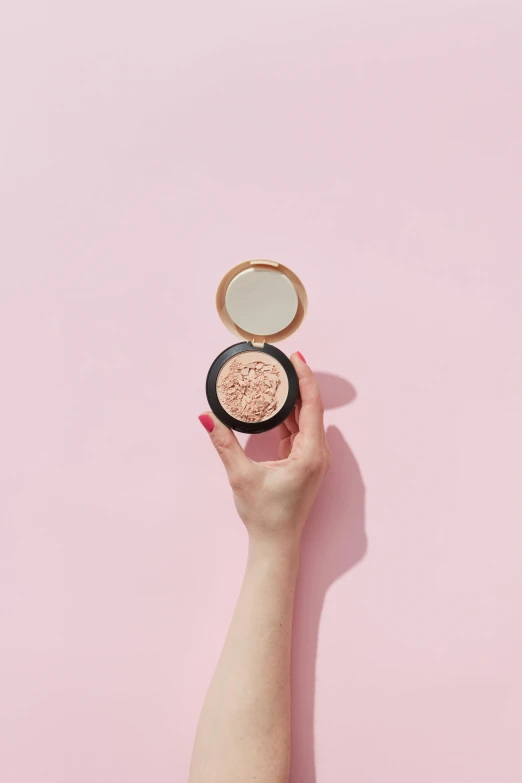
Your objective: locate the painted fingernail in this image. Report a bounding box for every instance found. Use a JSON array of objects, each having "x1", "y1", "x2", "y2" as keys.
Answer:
[
  {"x1": 296, "y1": 351, "x2": 307, "y2": 364},
  {"x1": 198, "y1": 414, "x2": 215, "y2": 433}
]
